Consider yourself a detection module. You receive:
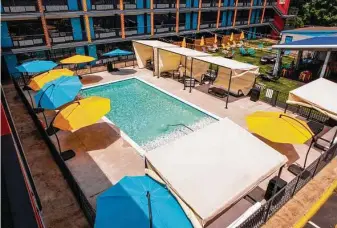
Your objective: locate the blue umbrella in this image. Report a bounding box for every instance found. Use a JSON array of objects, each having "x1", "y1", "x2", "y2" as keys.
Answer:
[
  {"x1": 103, "y1": 48, "x2": 133, "y2": 57},
  {"x1": 95, "y1": 175, "x2": 193, "y2": 228},
  {"x1": 16, "y1": 60, "x2": 58, "y2": 73},
  {"x1": 34, "y1": 76, "x2": 82, "y2": 110}
]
